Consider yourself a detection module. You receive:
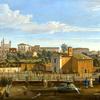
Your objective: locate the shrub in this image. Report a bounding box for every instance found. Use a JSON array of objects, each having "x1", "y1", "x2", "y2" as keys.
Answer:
[{"x1": 0, "y1": 77, "x2": 12, "y2": 87}]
